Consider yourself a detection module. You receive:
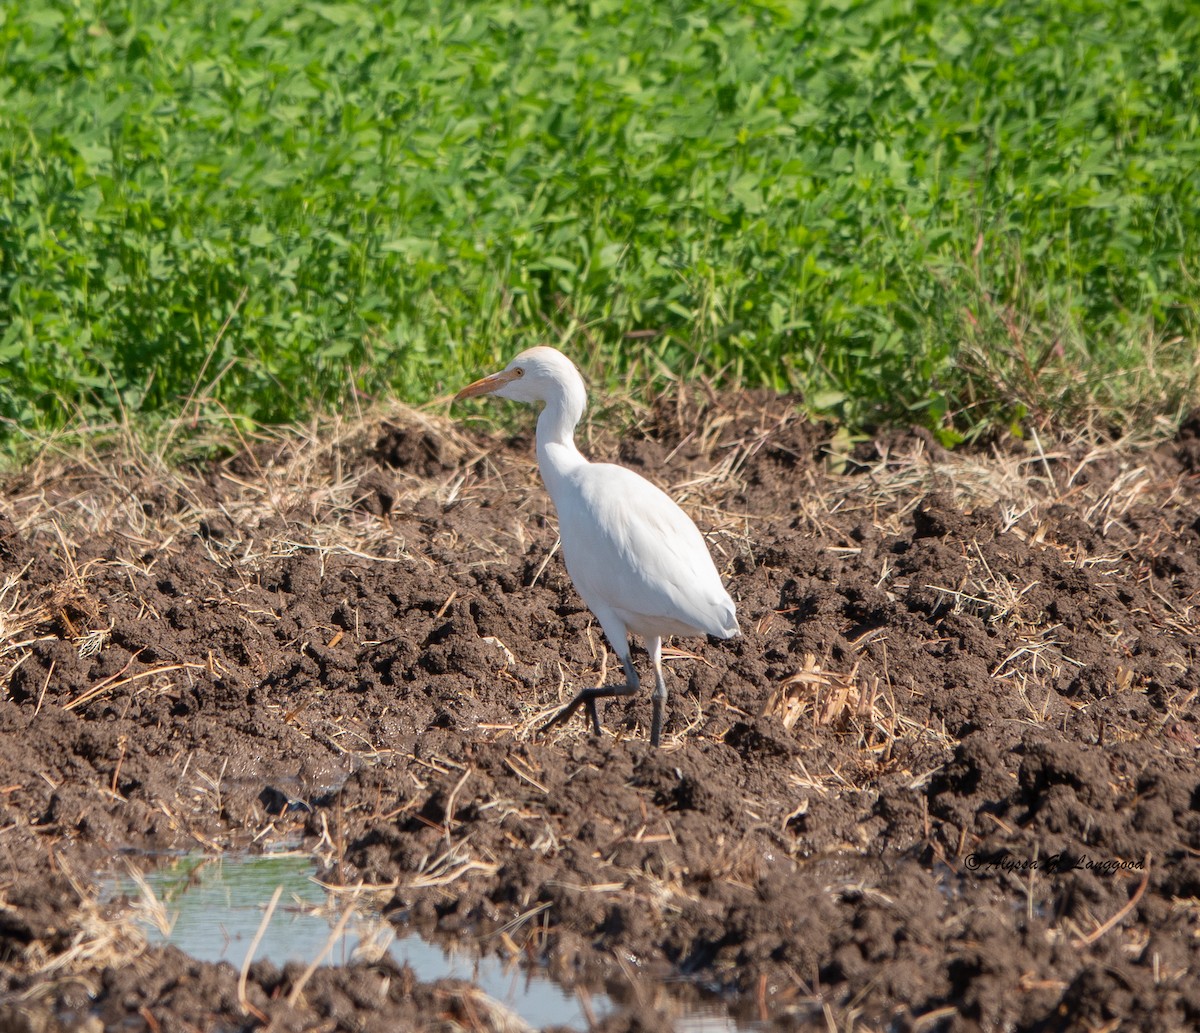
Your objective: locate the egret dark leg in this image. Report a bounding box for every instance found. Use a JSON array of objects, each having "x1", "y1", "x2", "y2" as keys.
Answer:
[
  {"x1": 648, "y1": 636, "x2": 666, "y2": 747},
  {"x1": 540, "y1": 652, "x2": 639, "y2": 739}
]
